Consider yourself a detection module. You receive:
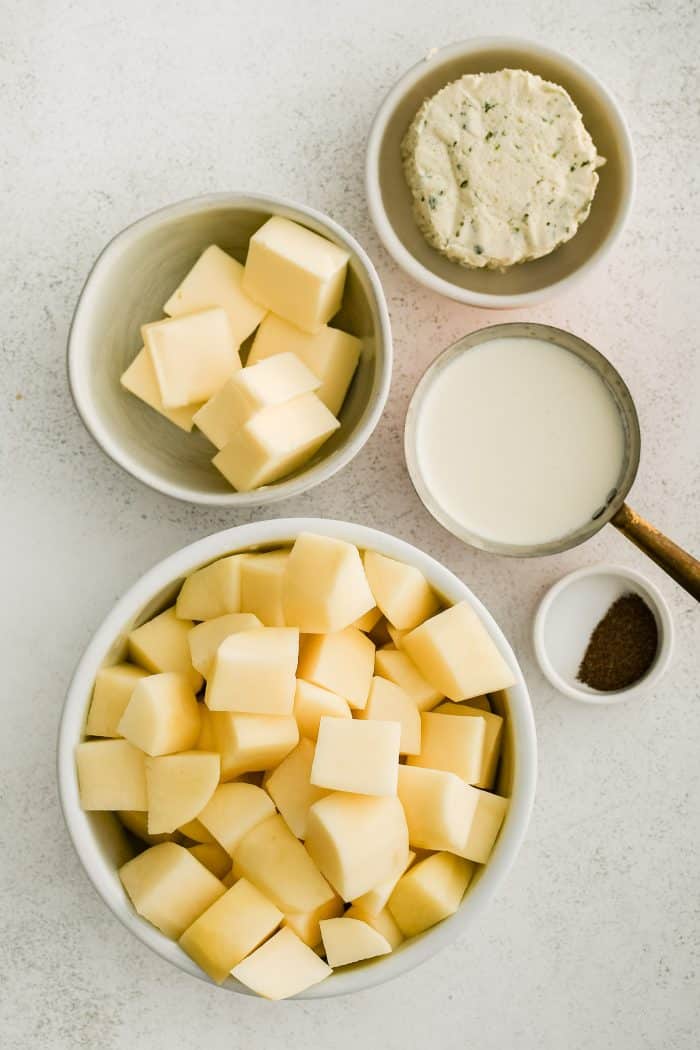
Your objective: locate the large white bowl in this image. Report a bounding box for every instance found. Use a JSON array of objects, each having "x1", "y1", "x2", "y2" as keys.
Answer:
[
  {"x1": 68, "y1": 194, "x2": 392, "y2": 505},
  {"x1": 57, "y1": 519, "x2": 537, "y2": 998}
]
